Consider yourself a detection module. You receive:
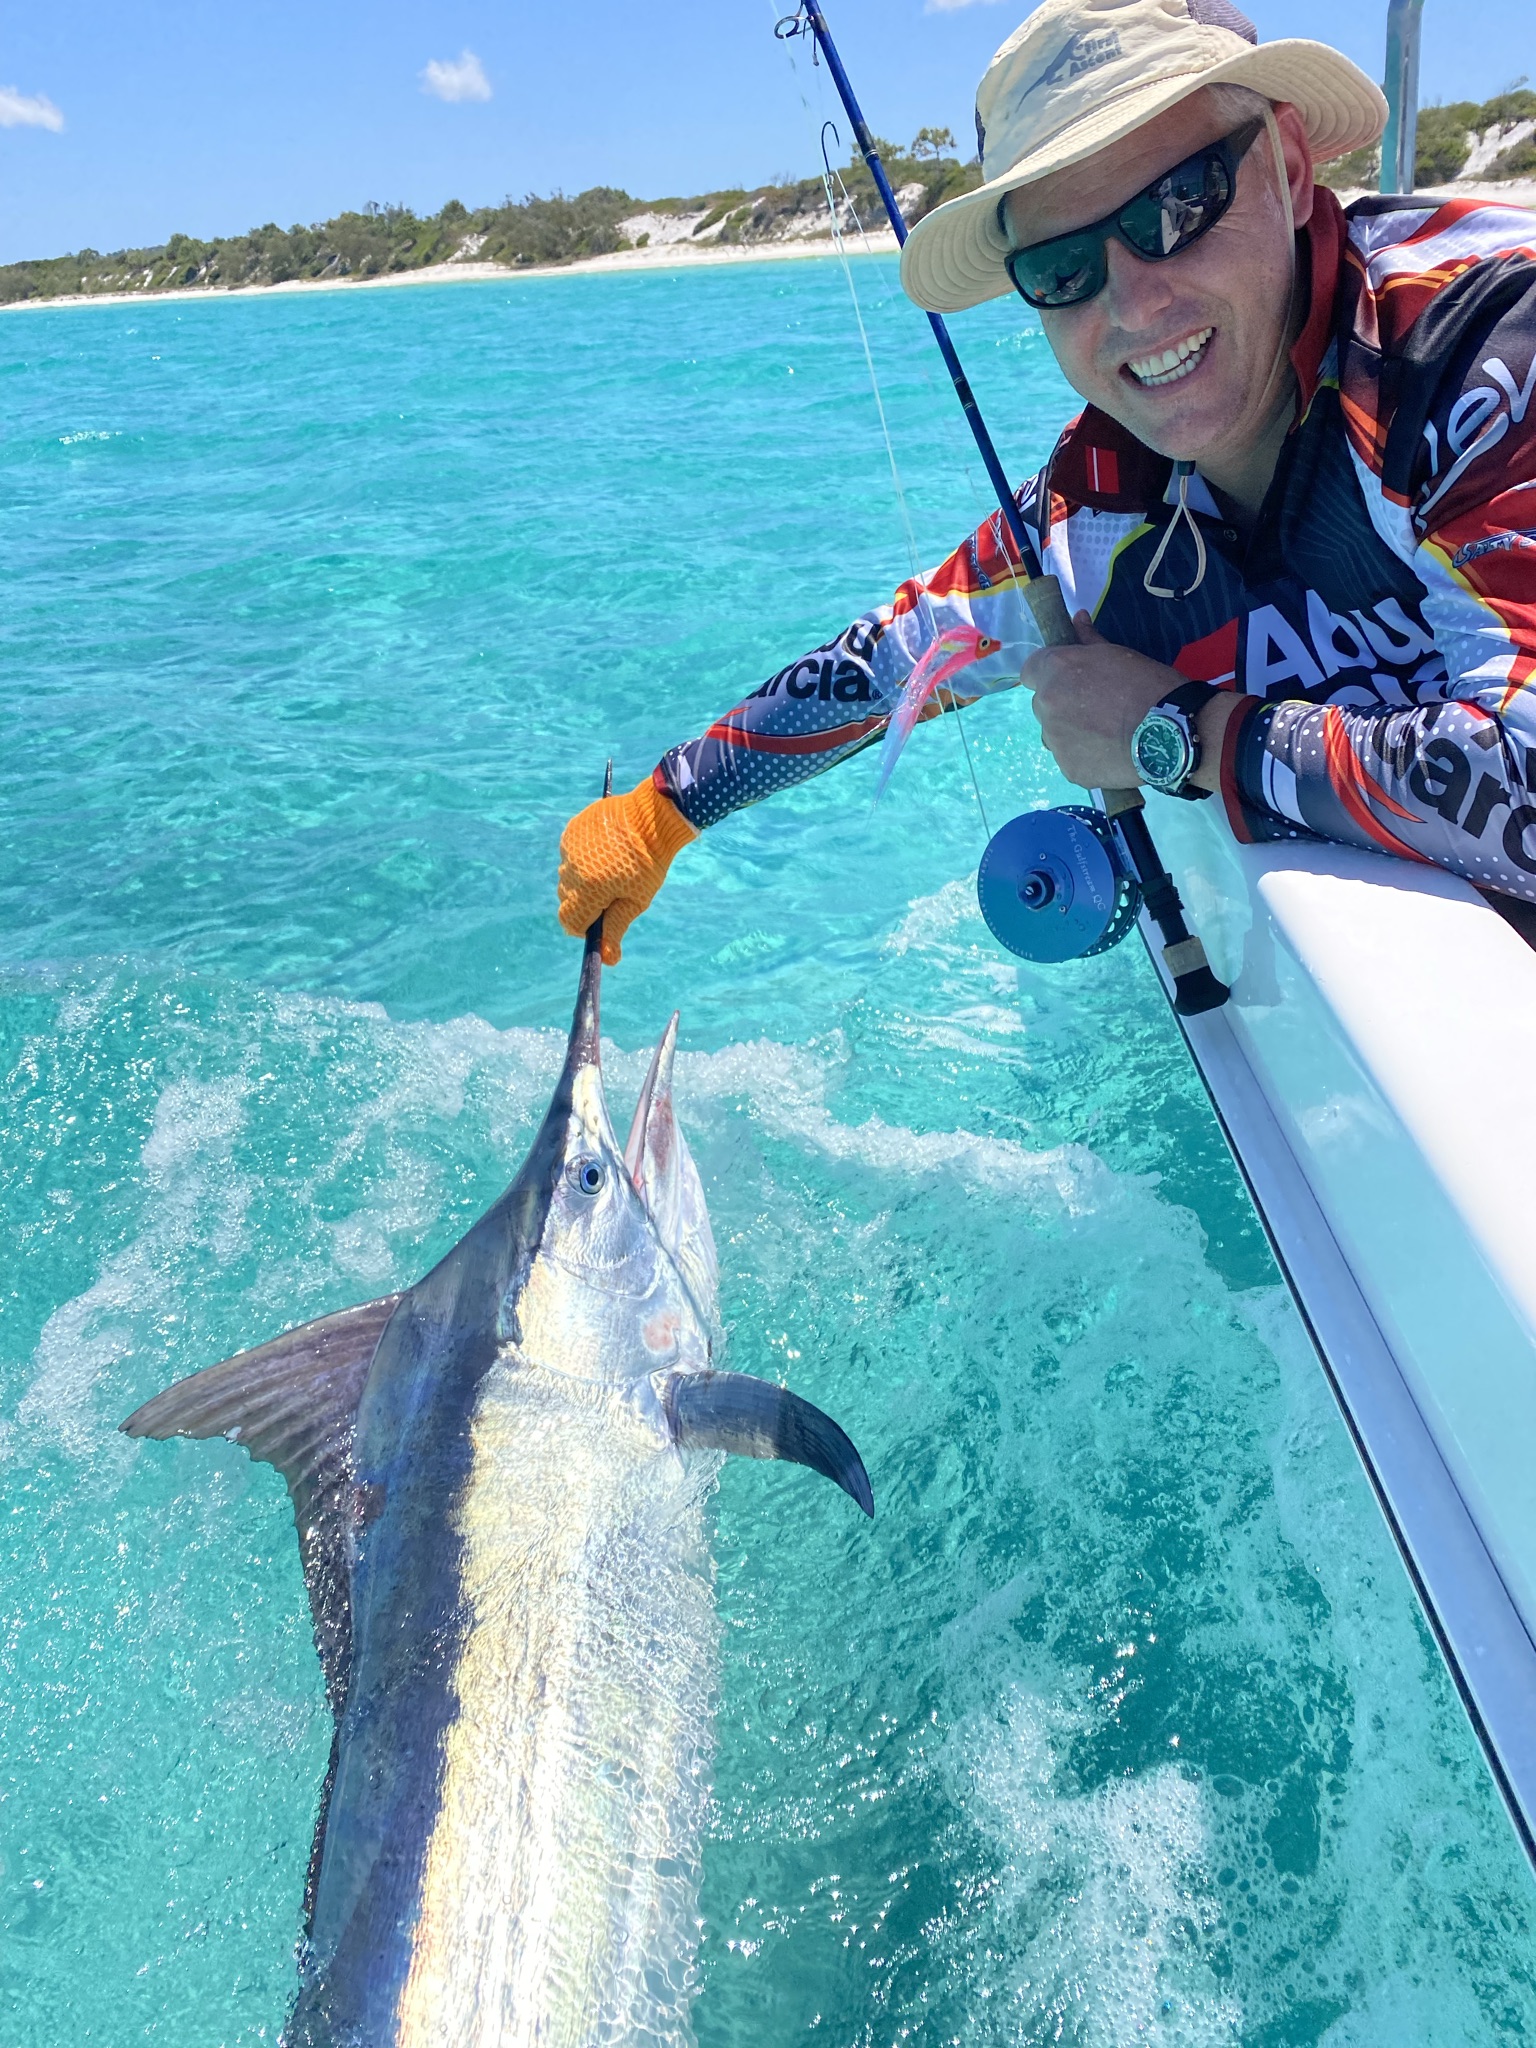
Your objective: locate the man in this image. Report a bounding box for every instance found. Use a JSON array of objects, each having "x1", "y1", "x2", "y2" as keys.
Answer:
[{"x1": 559, "y1": 0, "x2": 1536, "y2": 965}]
